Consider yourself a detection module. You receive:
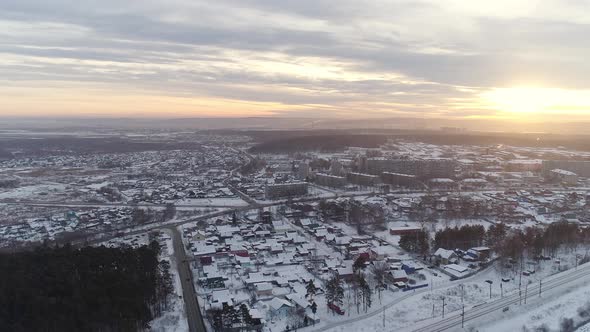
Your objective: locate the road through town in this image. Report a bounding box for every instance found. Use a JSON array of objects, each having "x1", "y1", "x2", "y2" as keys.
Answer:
[{"x1": 168, "y1": 226, "x2": 207, "y2": 332}]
